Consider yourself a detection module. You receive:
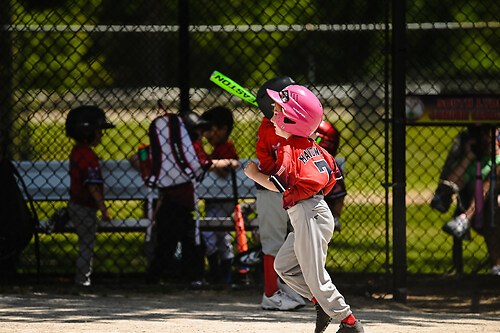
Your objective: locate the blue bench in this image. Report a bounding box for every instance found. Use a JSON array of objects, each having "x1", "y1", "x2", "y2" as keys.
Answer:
[{"x1": 13, "y1": 157, "x2": 345, "y2": 233}]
